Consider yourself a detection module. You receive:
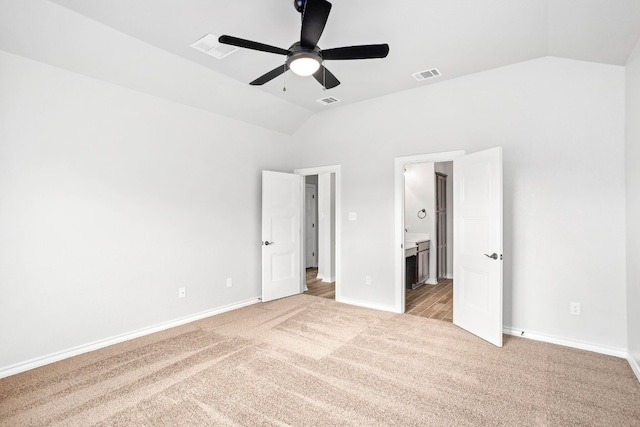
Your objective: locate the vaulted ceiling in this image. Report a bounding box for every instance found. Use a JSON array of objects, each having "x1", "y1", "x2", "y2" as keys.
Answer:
[{"x1": 2, "y1": 0, "x2": 640, "y2": 134}]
